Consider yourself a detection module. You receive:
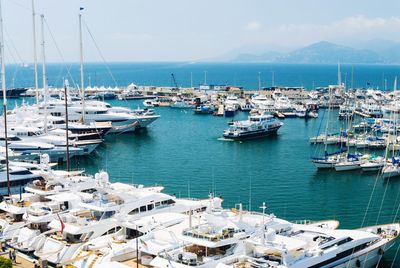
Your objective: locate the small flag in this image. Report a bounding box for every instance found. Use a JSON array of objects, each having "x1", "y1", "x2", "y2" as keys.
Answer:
[
  {"x1": 80, "y1": 7, "x2": 84, "y2": 11},
  {"x1": 140, "y1": 239, "x2": 148, "y2": 247},
  {"x1": 57, "y1": 213, "x2": 65, "y2": 233}
]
